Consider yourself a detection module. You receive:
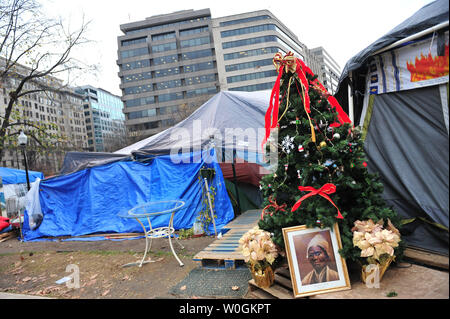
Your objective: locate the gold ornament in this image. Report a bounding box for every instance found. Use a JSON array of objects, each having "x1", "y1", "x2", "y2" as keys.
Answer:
[{"x1": 319, "y1": 141, "x2": 327, "y2": 148}]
